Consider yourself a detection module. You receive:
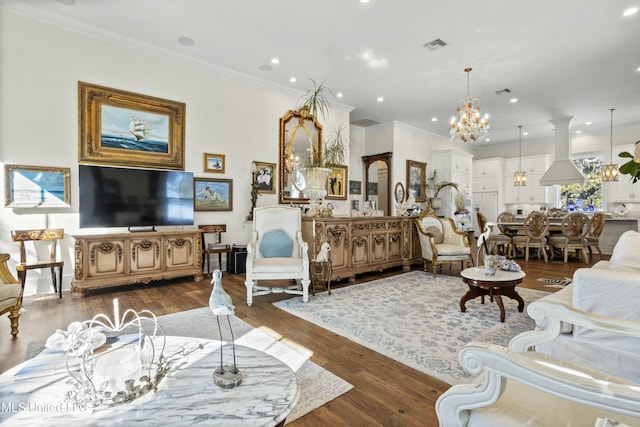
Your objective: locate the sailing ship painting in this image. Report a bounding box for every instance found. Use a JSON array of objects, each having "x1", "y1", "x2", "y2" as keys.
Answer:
[{"x1": 100, "y1": 105, "x2": 169, "y2": 153}]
